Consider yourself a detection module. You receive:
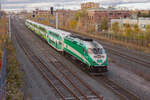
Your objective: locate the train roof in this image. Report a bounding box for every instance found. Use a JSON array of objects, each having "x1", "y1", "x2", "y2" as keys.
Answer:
[
  {"x1": 26, "y1": 19, "x2": 71, "y2": 38},
  {"x1": 66, "y1": 35, "x2": 92, "y2": 45},
  {"x1": 48, "y1": 27, "x2": 71, "y2": 38},
  {"x1": 70, "y1": 35, "x2": 93, "y2": 42},
  {"x1": 66, "y1": 35, "x2": 103, "y2": 48}
]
